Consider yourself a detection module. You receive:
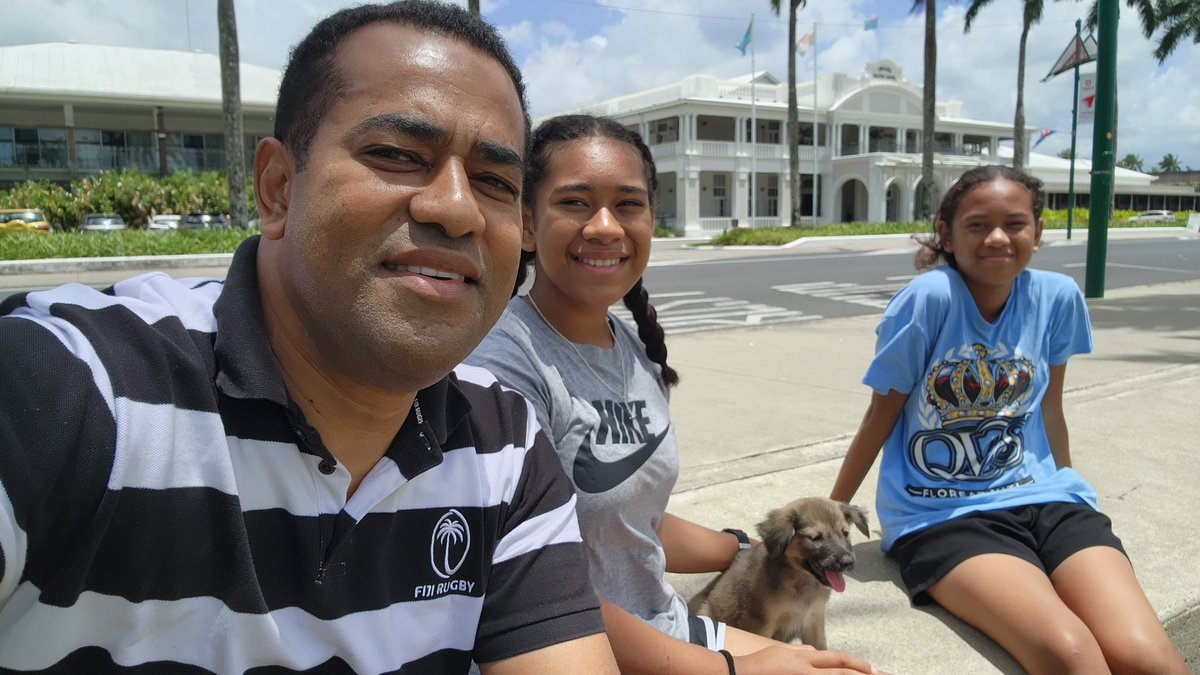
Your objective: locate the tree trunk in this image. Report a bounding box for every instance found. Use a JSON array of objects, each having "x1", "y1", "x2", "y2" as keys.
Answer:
[
  {"x1": 218, "y1": 0, "x2": 248, "y2": 230},
  {"x1": 921, "y1": 0, "x2": 938, "y2": 222},
  {"x1": 787, "y1": 1, "x2": 801, "y2": 227},
  {"x1": 468, "y1": 0, "x2": 480, "y2": 17},
  {"x1": 1013, "y1": 17, "x2": 1030, "y2": 171}
]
